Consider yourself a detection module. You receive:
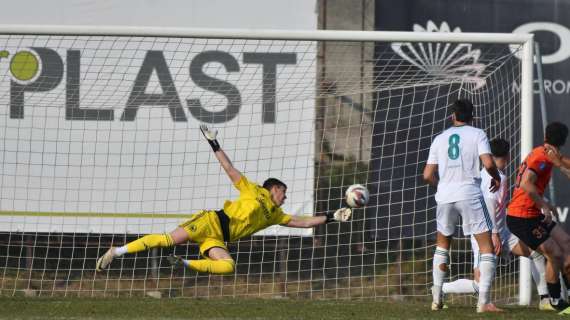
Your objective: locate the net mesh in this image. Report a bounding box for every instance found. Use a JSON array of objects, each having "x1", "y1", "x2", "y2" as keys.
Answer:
[{"x1": 0, "y1": 33, "x2": 524, "y2": 302}]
